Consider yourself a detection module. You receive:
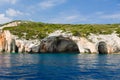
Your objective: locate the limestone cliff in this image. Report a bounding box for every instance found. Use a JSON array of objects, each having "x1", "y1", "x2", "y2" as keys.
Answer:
[
  {"x1": 47, "y1": 30, "x2": 120, "y2": 54},
  {"x1": 1, "y1": 29, "x2": 120, "y2": 54},
  {"x1": 0, "y1": 30, "x2": 16, "y2": 53},
  {"x1": 88, "y1": 33, "x2": 120, "y2": 54},
  {"x1": 1, "y1": 21, "x2": 120, "y2": 54},
  {"x1": 0, "y1": 21, "x2": 21, "y2": 29},
  {"x1": 40, "y1": 36, "x2": 79, "y2": 53},
  {"x1": 71, "y1": 36, "x2": 96, "y2": 53},
  {"x1": 0, "y1": 32, "x2": 6, "y2": 52},
  {"x1": 15, "y1": 39, "x2": 40, "y2": 53}
]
